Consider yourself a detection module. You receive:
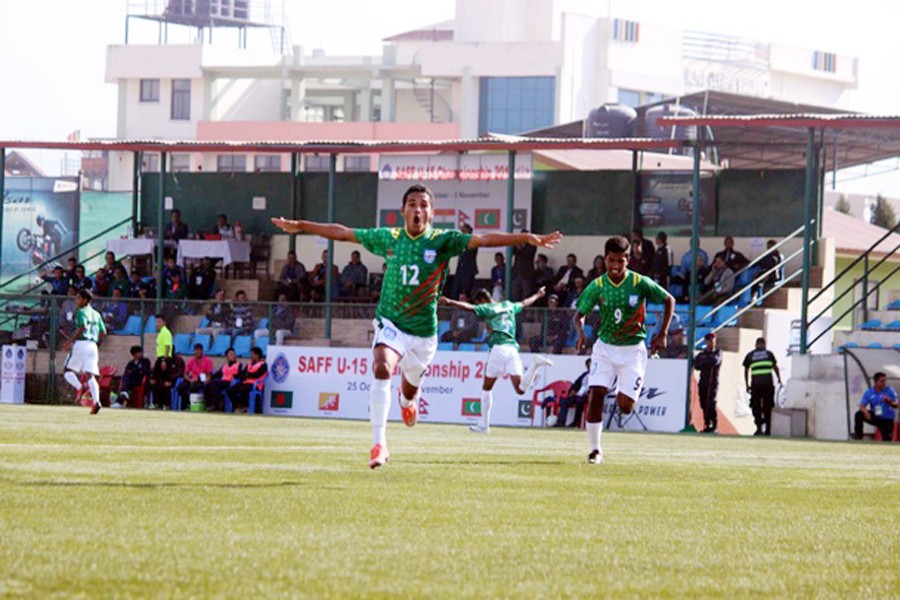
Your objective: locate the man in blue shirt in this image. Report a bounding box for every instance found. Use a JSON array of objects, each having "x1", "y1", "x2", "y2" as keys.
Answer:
[{"x1": 853, "y1": 372, "x2": 898, "y2": 441}]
